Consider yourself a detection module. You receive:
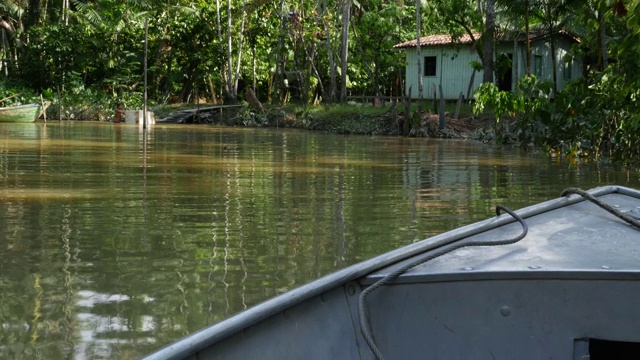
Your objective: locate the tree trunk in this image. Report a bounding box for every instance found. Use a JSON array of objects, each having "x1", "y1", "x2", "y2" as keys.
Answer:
[
  {"x1": 340, "y1": 0, "x2": 350, "y2": 102},
  {"x1": 27, "y1": 0, "x2": 42, "y2": 30},
  {"x1": 215, "y1": 0, "x2": 229, "y2": 98},
  {"x1": 550, "y1": 32, "x2": 558, "y2": 97},
  {"x1": 598, "y1": 11, "x2": 608, "y2": 69},
  {"x1": 545, "y1": 4, "x2": 558, "y2": 97},
  {"x1": 322, "y1": 0, "x2": 337, "y2": 103},
  {"x1": 226, "y1": 0, "x2": 235, "y2": 100},
  {"x1": 180, "y1": 64, "x2": 197, "y2": 103},
  {"x1": 245, "y1": 88, "x2": 264, "y2": 112},
  {"x1": 299, "y1": 32, "x2": 325, "y2": 104},
  {"x1": 232, "y1": 0, "x2": 247, "y2": 97},
  {"x1": 223, "y1": 0, "x2": 247, "y2": 102},
  {"x1": 416, "y1": 0, "x2": 423, "y2": 100},
  {"x1": 62, "y1": 0, "x2": 69, "y2": 26},
  {"x1": 252, "y1": 43, "x2": 257, "y2": 93},
  {"x1": 351, "y1": 23, "x2": 376, "y2": 96},
  {"x1": 0, "y1": 19, "x2": 14, "y2": 34},
  {"x1": 208, "y1": 75, "x2": 218, "y2": 104},
  {"x1": 216, "y1": 0, "x2": 223, "y2": 41},
  {"x1": 482, "y1": 0, "x2": 495, "y2": 84},
  {"x1": 164, "y1": 46, "x2": 174, "y2": 102},
  {"x1": 513, "y1": 17, "x2": 518, "y2": 90},
  {"x1": 43, "y1": 0, "x2": 49, "y2": 24},
  {"x1": 525, "y1": 1, "x2": 531, "y2": 75},
  {"x1": 275, "y1": 0, "x2": 288, "y2": 103},
  {"x1": 1, "y1": 29, "x2": 7, "y2": 77}
]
